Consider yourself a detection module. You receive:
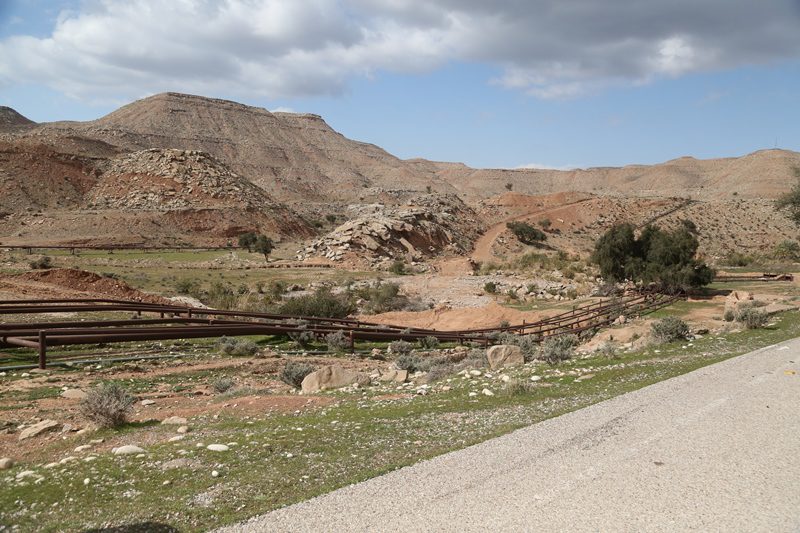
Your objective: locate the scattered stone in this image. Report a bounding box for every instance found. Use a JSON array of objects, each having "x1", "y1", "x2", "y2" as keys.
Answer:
[
  {"x1": 60, "y1": 389, "x2": 87, "y2": 400},
  {"x1": 74, "y1": 445, "x2": 92, "y2": 453},
  {"x1": 18, "y1": 419, "x2": 59, "y2": 441},
  {"x1": 168, "y1": 436, "x2": 185, "y2": 443},
  {"x1": 0, "y1": 457, "x2": 14, "y2": 470},
  {"x1": 161, "y1": 416, "x2": 188, "y2": 425},
  {"x1": 176, "y1": 425, "x2": 190, "y2": 434},
  {"x1": 211, "y1": 470, "x2": 220, "y2": 478},
  {"x1": 83, "y1": 478, "x2": 91, "y2": 486},
  {"x1": 482, "y1": 388, "x2": 495, "y2": 397},
  {"x1": 112, "y1": 445, "x2": 146, "y2": 456},
  {"x1": 140, "y1": 399, "x2": 156, "y2": 406},
  {"x1": 468, "y1": 370, "x2": 482, "y2": 377},
  {"x1": 487, "y1": 345, "x2": 524, "y2": 370},
  {"x1": 378, "y1": 368, "x2": 409, "y2": 383},
  {"x1": 16, "y1": 470, "x2": 36, "y2": 480},
  {"x1": 206, "y1": 444, "x2": 229, "y2": 452},
  {"x1": 468, "y1": 392, "x2": 478, "y2": 397},
  {"x1": 530, "y1": 375, "x2": 542, "y2": 382}
]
